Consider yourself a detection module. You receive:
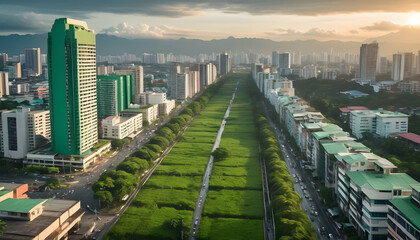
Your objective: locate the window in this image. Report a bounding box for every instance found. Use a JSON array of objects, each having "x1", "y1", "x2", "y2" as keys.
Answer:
[{"x1": 394, "y1": 190, "x2": 402, "y2": 196}]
